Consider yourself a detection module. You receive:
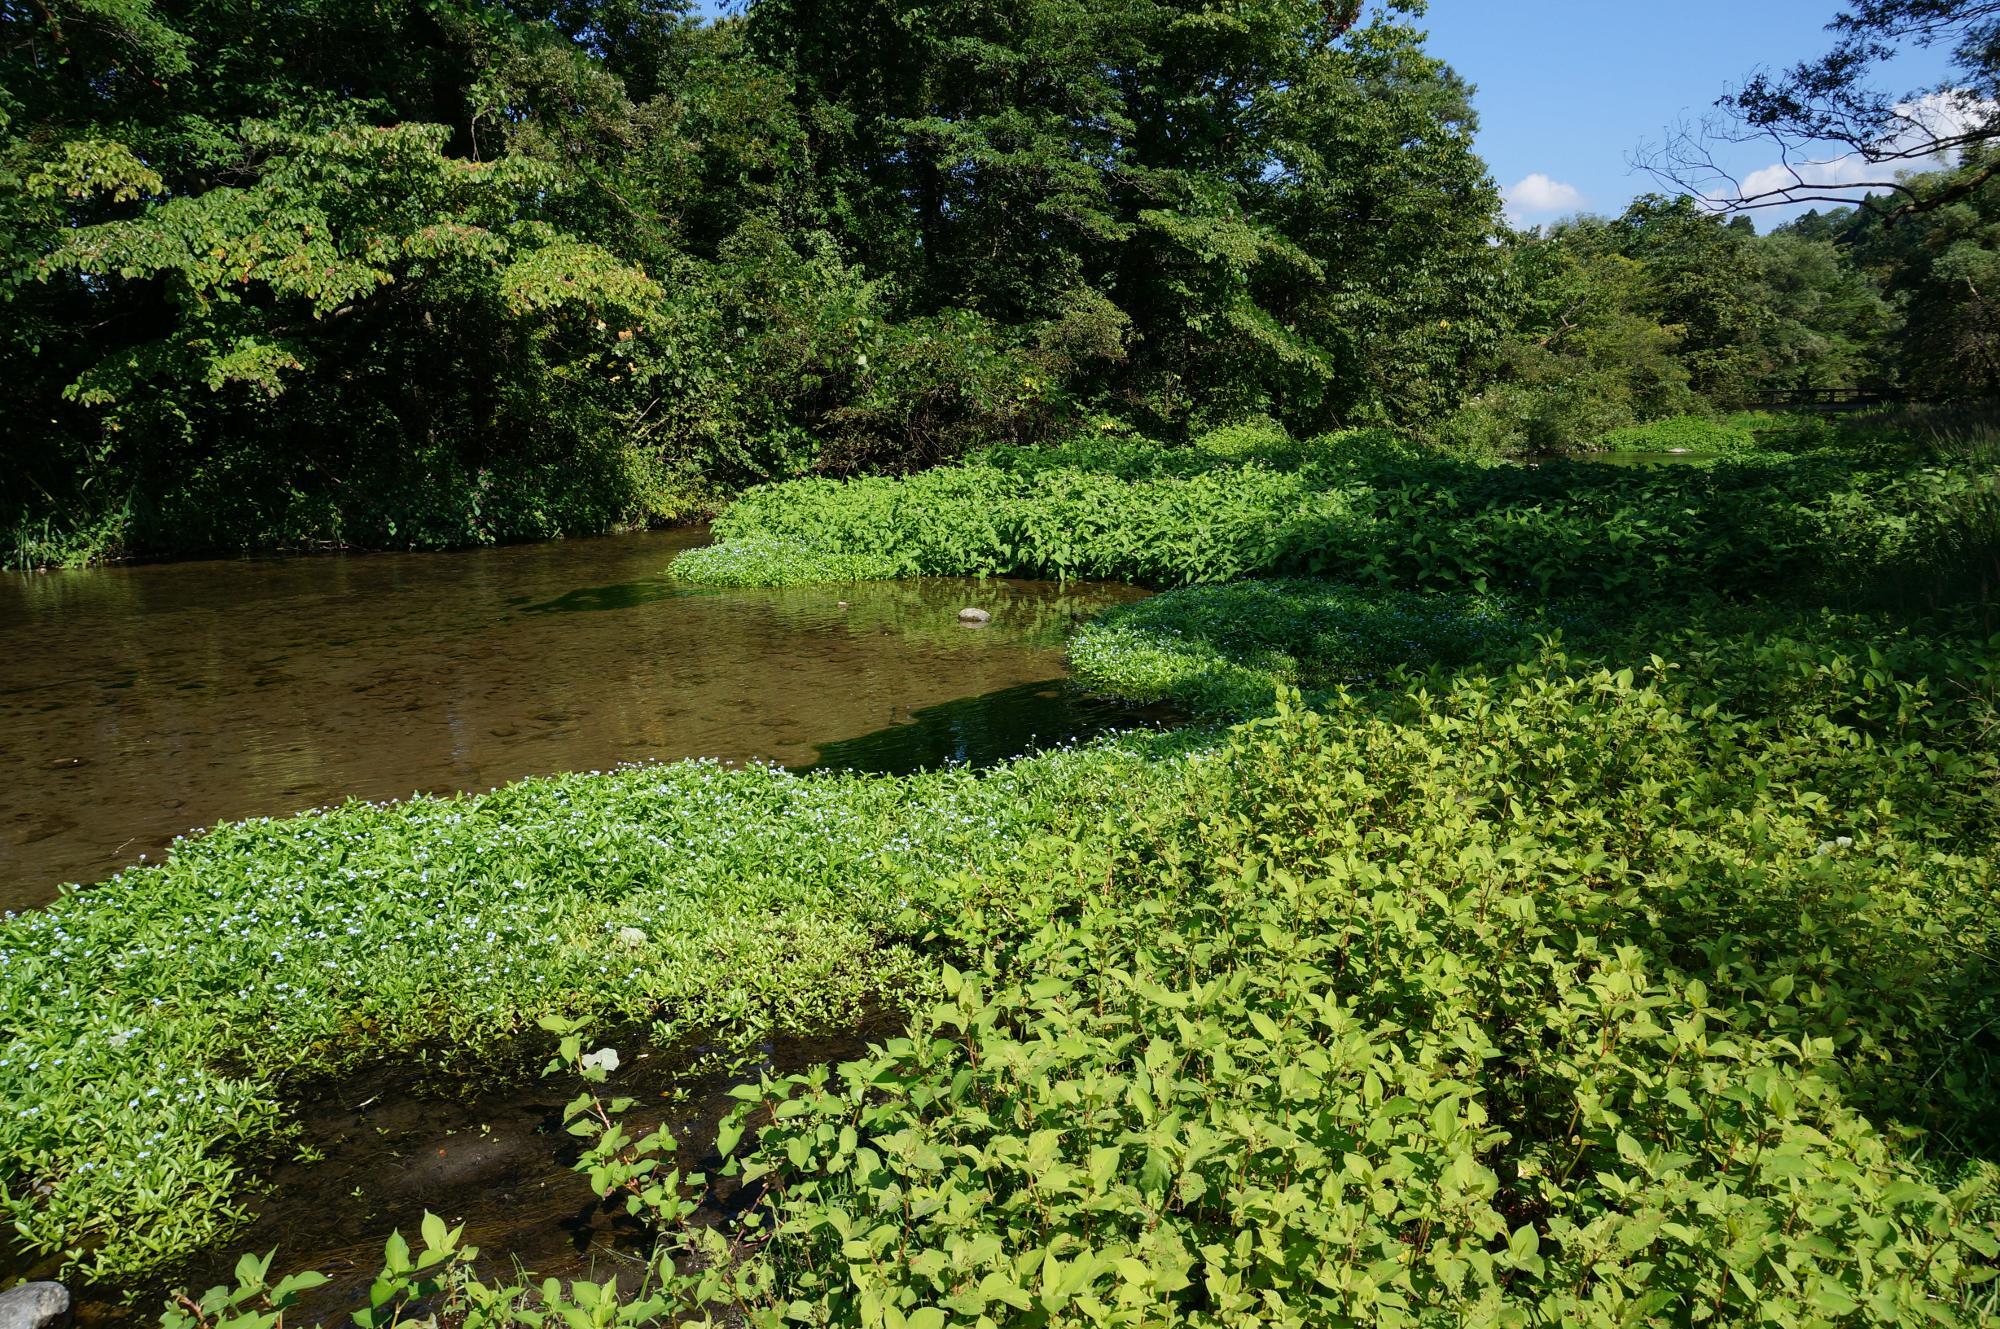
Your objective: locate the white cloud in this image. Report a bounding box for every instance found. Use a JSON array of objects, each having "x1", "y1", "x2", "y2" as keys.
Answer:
[
  {"x1": 1503, "y1": 173, "x2": 1586, "y2": 223},
  {"x1": 1727, "y1": 90, "x2": 1996, "y2": 209},
  {"x1": 1736, "y1": 154, "x2": 1876, "y2": 202}
]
